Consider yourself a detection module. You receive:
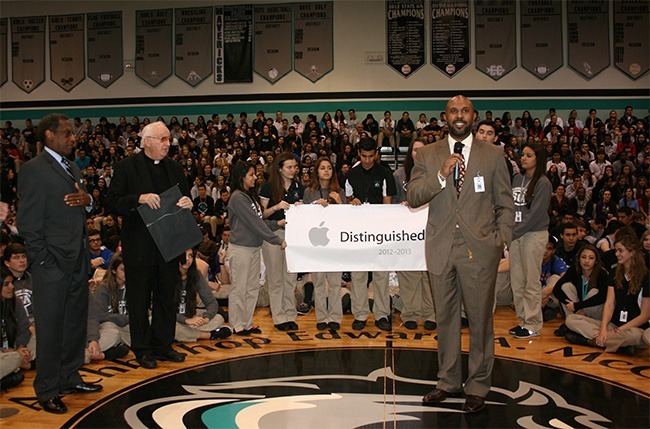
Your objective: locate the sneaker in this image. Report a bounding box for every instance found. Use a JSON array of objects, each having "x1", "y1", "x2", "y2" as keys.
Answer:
[
  {"x1": 513, "y1": 327, "x2": 540, "y2": 339},
  {"x1": 328, "y1": 322, "x2": 340, "y2": 331},
  {"x1": 553, "y1": 323, "x2": 569, "y2": 337},
  {"x1": 297, "y1": 302, "x2": 312, "y2": 315},
  {"x1": 0, "y1": 372, "x2": 24, "y2": 390},
  {"x1": 316, "y1": 322, "x2": 328, "y2": 330},
  {"x1": 404, "y1": 321, "x2": 418, "y2": 330},
  {"x1": 375, "y1": 317, "x2": 391, "y2": 331},
  {"x1": 508, "y1": 325, "x2": 521, "y2": 335},
  {"x1": 103, "y1": 344, "x2": 130, "y2": 360},
  {"x1": 352, "y1": 319, "x2": 366, "y2": 330},
  {"x1": 565, "y1": 331, "x2": 591, "y2": 347},
  {"x1": 210, "y1": 326, "x2": 233, "y2": 340},
  {"x1": 424, "y1": 320, "x2": 437, "y2": 330}
]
